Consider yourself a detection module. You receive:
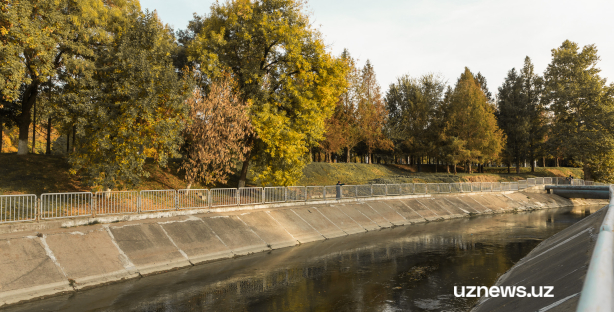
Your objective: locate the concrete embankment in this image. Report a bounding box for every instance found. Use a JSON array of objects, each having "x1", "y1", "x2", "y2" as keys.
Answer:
[
  {"x1": 0, "y1": 191, "x2": 606, "y2": 307},
  {"x1": 472, "y1": 204, "x2": 607, "y2": 312}
]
